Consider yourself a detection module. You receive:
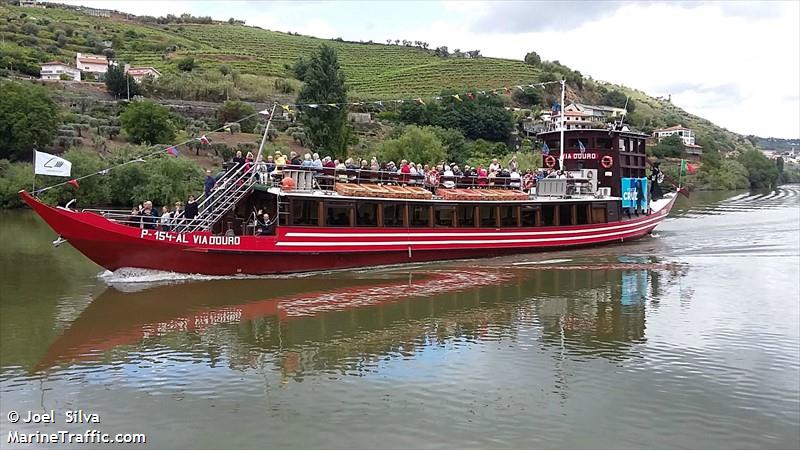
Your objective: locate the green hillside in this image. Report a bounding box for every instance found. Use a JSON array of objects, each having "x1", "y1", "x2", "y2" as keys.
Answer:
[{"x1": 0, "y1": 2, "x2": 762, "y2": 154}]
